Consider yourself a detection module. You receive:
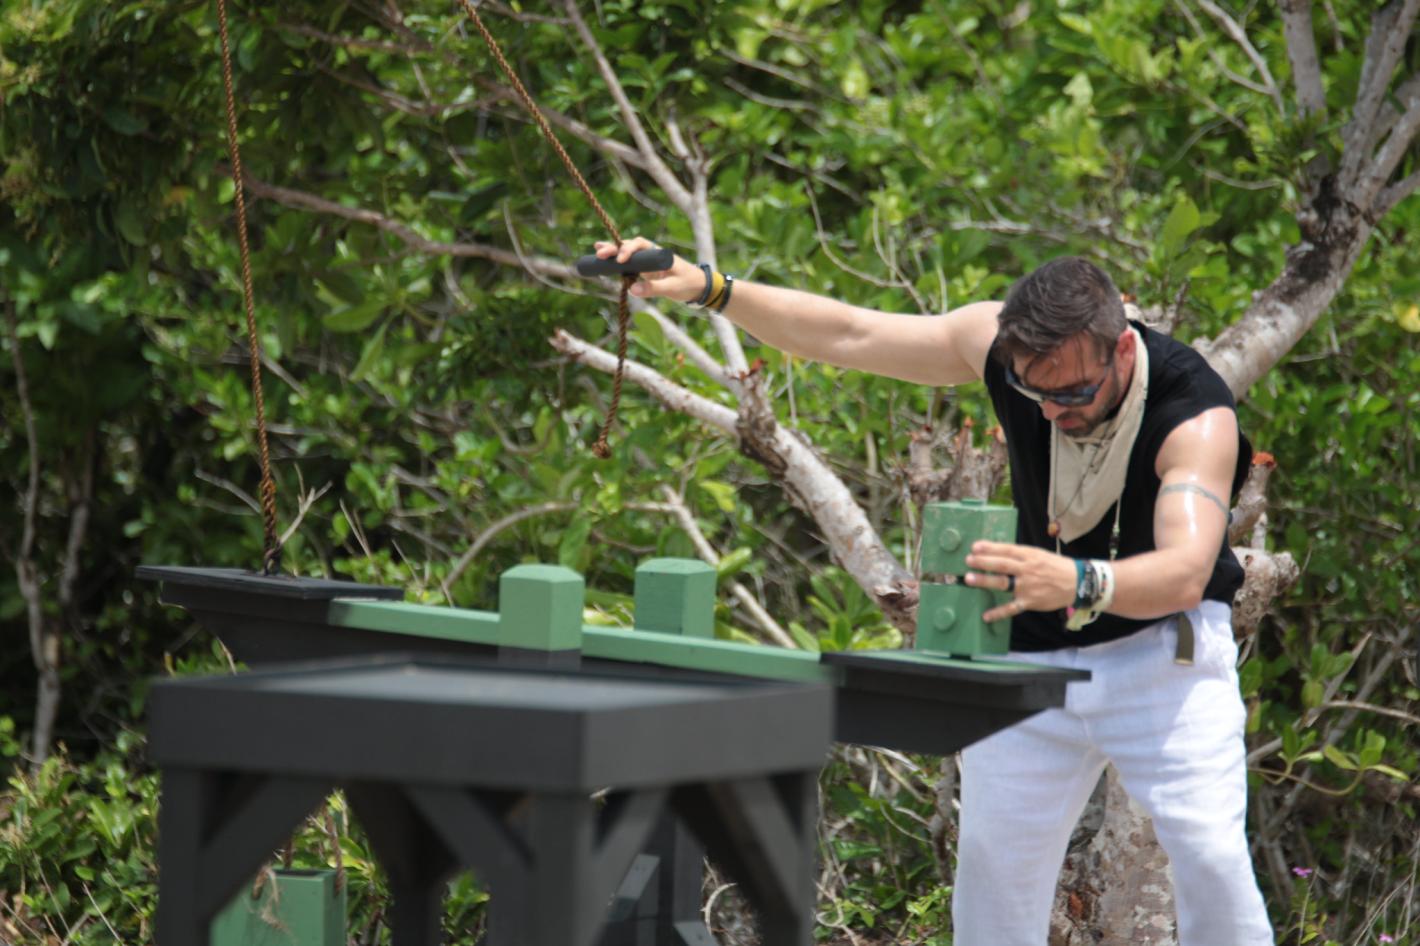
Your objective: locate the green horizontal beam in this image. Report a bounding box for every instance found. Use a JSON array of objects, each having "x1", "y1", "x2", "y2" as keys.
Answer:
[
  {"x1": 327, "y1": 599, "x2": 832, "y2": 683},
  {"x1": 583, "y1": 626, "x2": 835, "y2": 684},
  {"x1": 327, "y1": 599, "x2": 501, "y2": 645}
]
